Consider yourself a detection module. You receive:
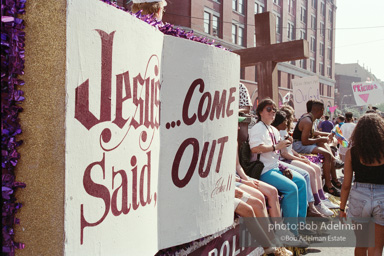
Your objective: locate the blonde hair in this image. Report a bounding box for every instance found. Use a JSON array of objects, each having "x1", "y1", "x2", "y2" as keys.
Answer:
[{"x1": 131, "y1": 2, "x2": 164, "y2": 17}]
